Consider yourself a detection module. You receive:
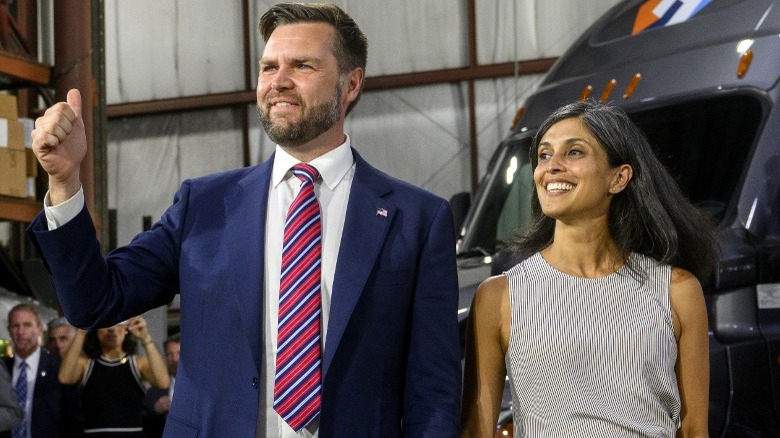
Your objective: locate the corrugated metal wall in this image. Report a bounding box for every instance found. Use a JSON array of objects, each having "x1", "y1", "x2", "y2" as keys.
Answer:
[{"x1": 104, "y1": 0, "x2": 622, "y2": 245}]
